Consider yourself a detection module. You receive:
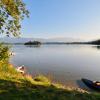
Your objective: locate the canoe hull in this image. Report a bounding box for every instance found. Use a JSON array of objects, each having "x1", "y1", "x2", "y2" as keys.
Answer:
[{"x1": 82, "y1": 78, "x2": 100, "y2": 91}]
